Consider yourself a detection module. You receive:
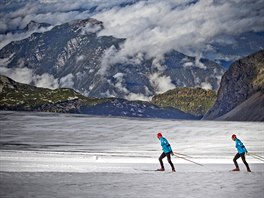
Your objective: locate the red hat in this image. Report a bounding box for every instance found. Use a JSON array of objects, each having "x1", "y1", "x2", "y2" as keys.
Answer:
[
  {"x1": 232, "y1": 134, "x2": 236, "y2": 139},
  {"x1": 157, "y1": 133, "x2": 162, "y2": 138}
]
